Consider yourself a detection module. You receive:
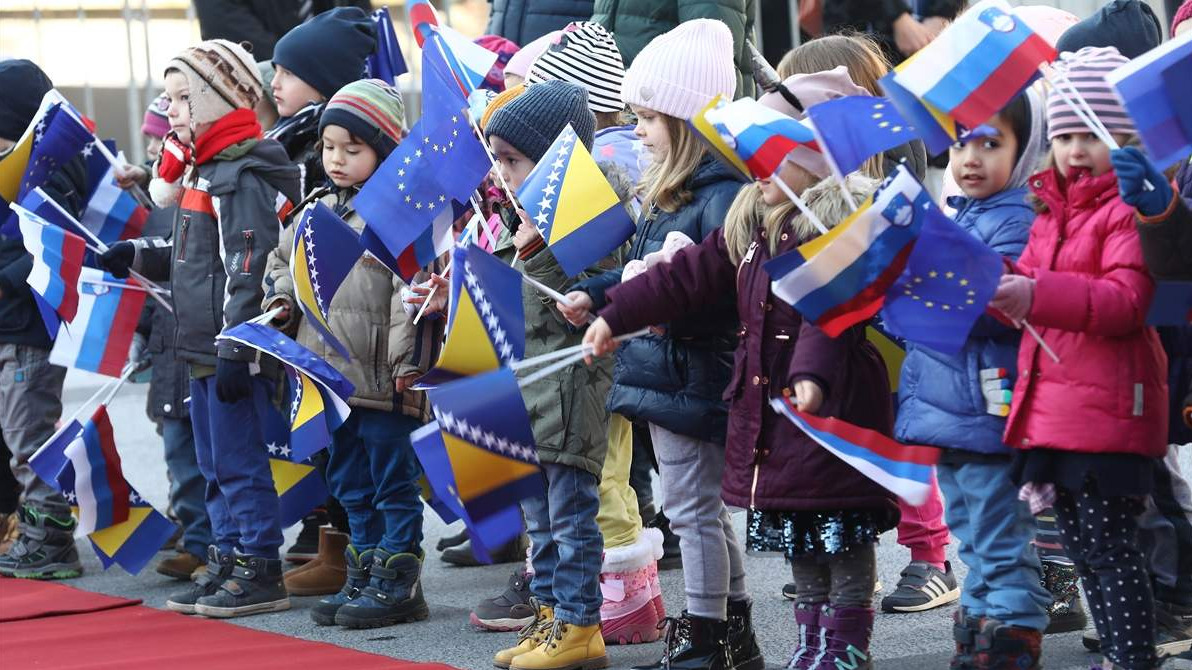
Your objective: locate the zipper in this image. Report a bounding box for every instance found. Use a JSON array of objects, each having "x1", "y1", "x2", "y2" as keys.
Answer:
[
  {"x1": 177, "y1": 215, "x2": 191, "y2": 262},
  {"x1": 749, "y1": 461, "x2": 760, "y2": 511},
  {"x1": 241, "y1": 230, "x2": 255, "y2": 274}
]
